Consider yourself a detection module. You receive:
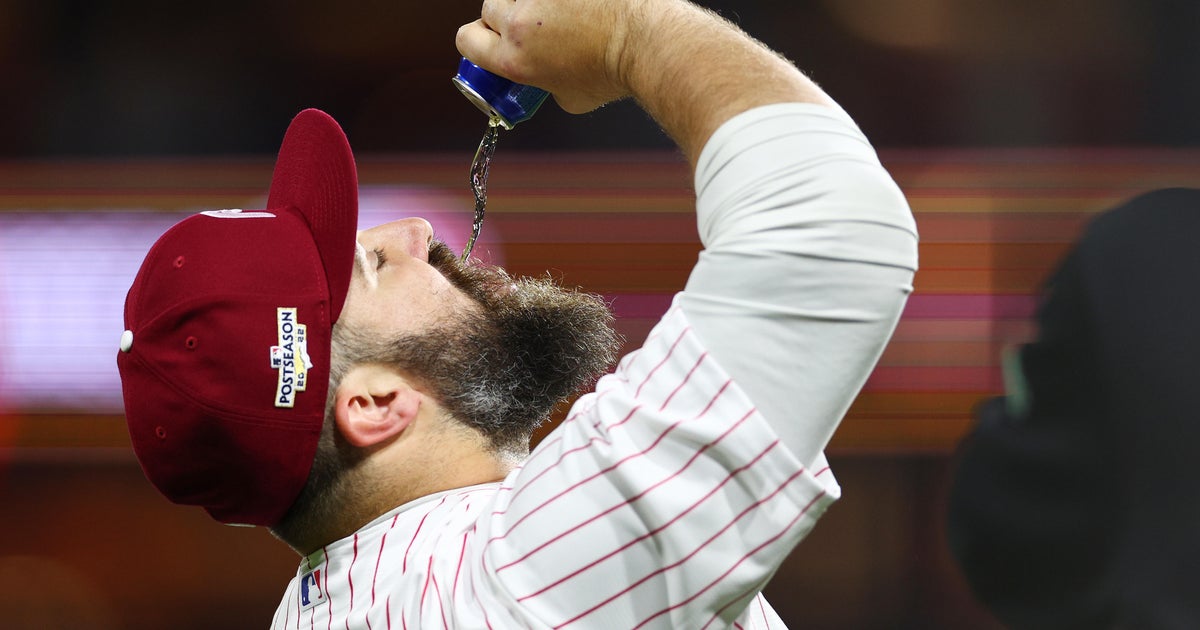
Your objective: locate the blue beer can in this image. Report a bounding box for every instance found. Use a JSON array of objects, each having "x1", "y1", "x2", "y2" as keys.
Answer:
[{"x1": 452, "y1": 58, "x2": 550, "y2": 129}]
